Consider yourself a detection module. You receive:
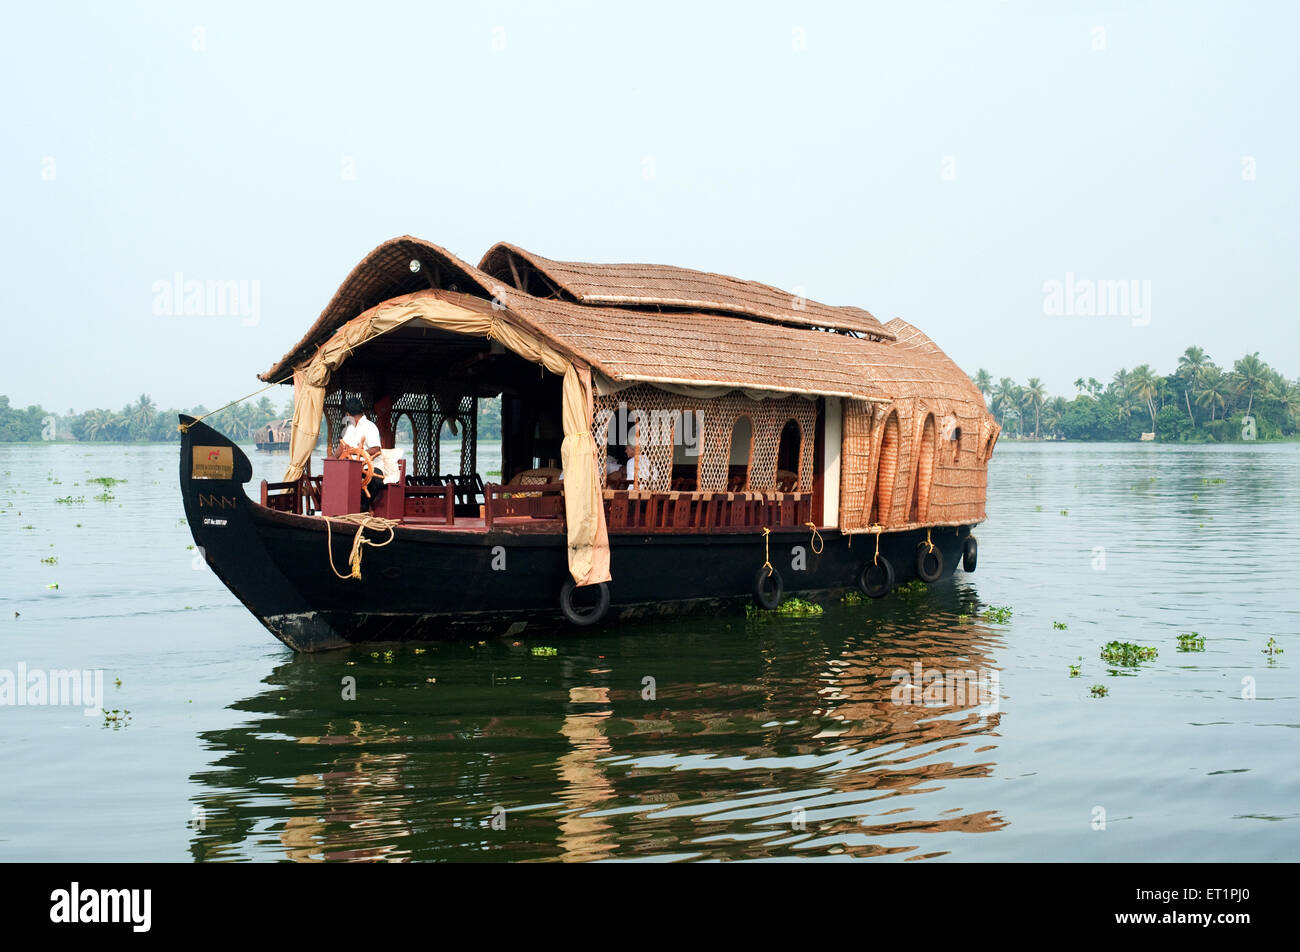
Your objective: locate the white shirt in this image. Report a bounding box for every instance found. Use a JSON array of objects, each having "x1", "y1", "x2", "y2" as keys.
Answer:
[
  {"x1": 626, "y1": 456, "x2": 658, "y2": 486},
  {"x1": 341, "y1": 415, "x2": 385, "y2": 474}
]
